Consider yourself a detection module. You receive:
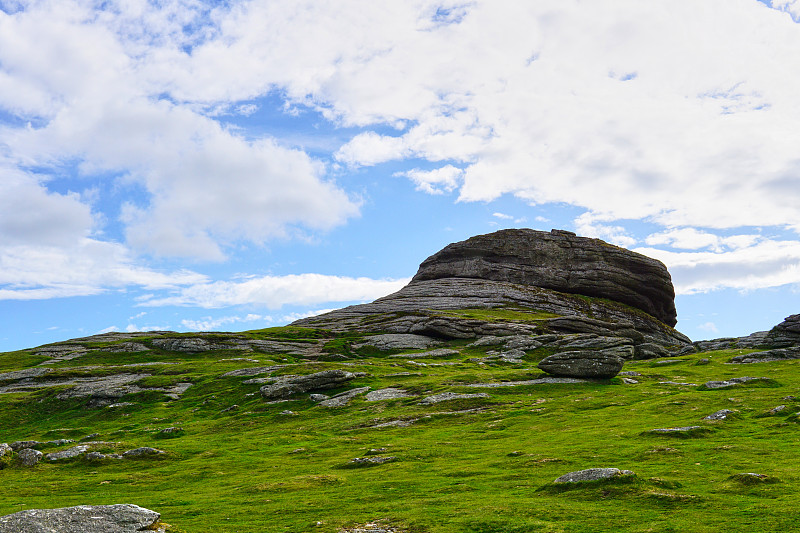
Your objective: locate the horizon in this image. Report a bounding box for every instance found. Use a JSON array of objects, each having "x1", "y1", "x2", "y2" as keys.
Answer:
[{"x1": 1, "y1": 0, "x2": 799, "y2": 351}]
